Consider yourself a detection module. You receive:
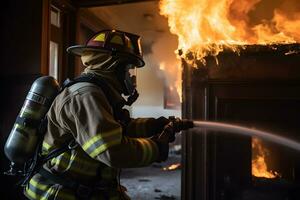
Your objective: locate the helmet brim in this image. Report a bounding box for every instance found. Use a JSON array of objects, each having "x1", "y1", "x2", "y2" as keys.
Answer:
[{"x1": 67, "y1": 45, "x2": 145, "y2": 67}]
